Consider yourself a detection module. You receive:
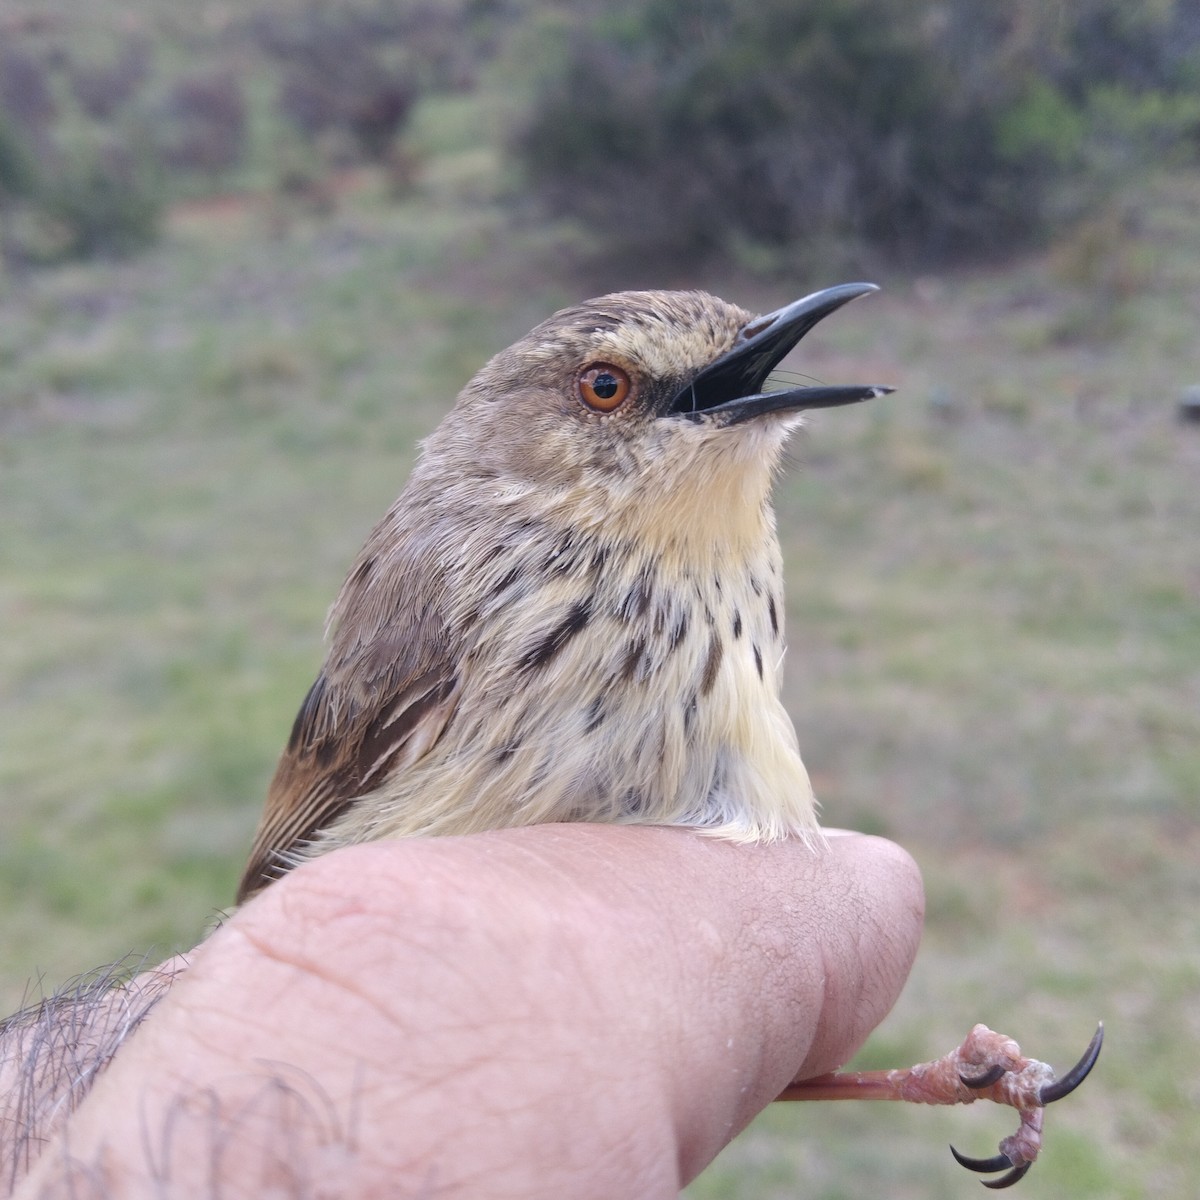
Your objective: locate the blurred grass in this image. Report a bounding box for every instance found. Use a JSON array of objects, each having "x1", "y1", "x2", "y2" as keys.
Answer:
[{"x1": 2, "y1": 122, "x2": 1198, "y2": 1198}]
